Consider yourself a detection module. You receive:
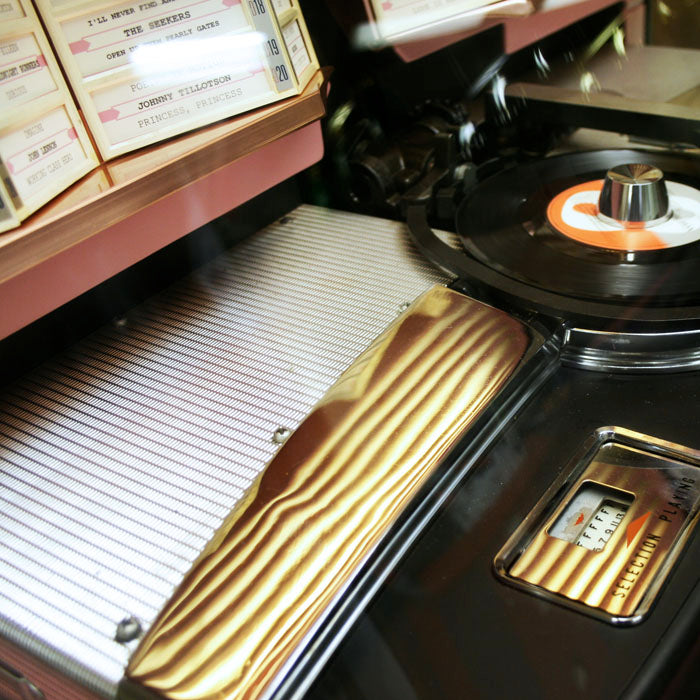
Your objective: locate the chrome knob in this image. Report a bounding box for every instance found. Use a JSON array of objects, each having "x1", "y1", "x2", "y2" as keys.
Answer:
[{"x1": 598, "y1": 163, "x2": 670, "y2": 226}]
